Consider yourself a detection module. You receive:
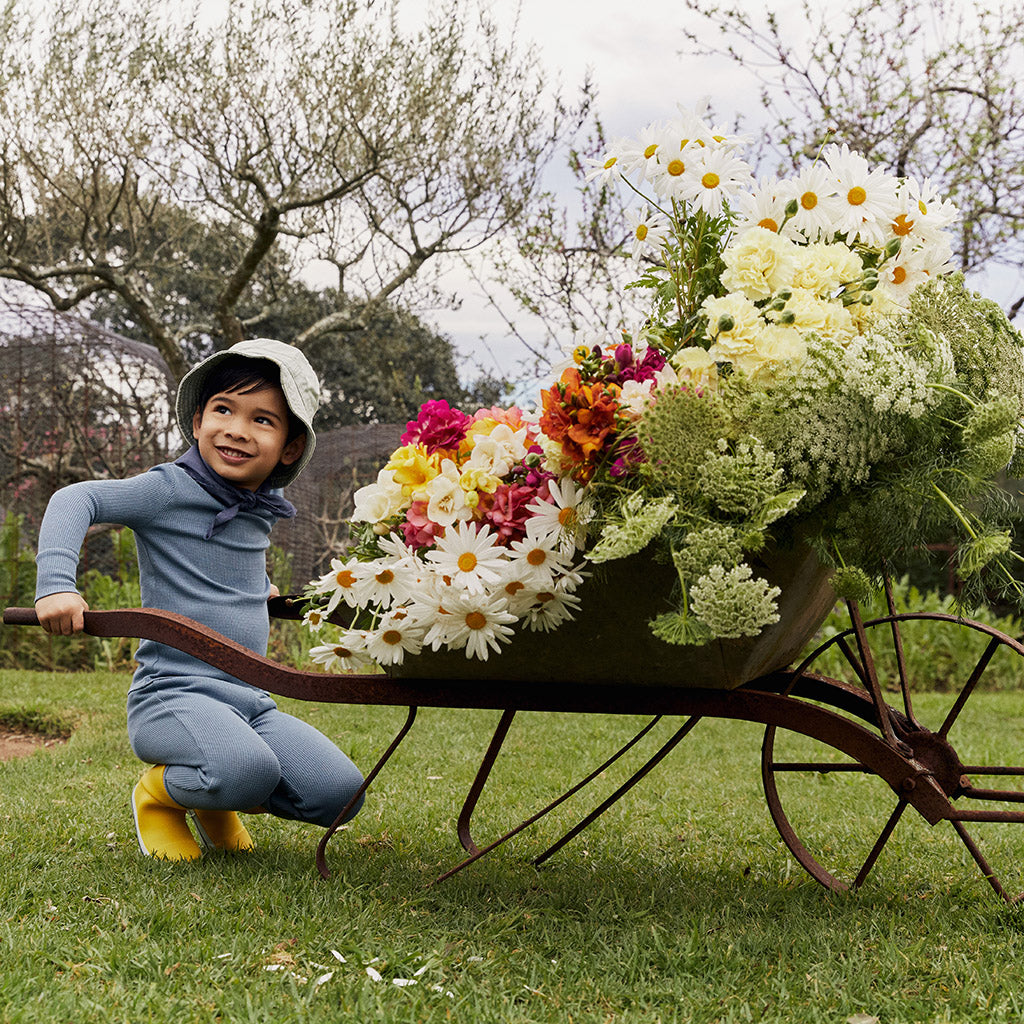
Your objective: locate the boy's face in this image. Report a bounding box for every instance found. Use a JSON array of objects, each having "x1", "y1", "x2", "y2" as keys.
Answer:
[{"x1": 192, "y1": 384, "x2": 305, "y2": 491}]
